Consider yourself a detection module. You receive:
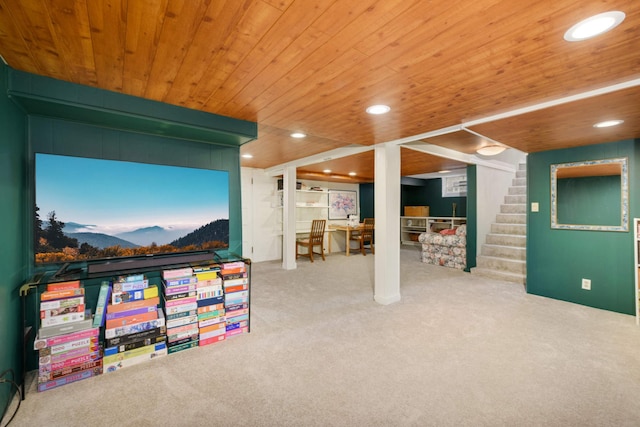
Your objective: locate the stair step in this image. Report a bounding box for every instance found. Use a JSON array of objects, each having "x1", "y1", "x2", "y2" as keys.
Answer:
[
  {"x1": 476, "y1": 255, "x2": 526, "y2": 274},
  {"x1": 471, "y1": 267, "x2": 526, "y2": 285},
  {"x1": 496, "y1": 213, "x2": 526, "y2": 224},
  {"x1": 481, "y1": 244, "x2": 526, "y2": 260},
  {"x1": 486, "y1": 233, "x2": 526, "y2": 247},
  {"x1": 500, "y1": 204, "x2": 526, "y2": 214},
  {"x1": 491, "y1": 223, "x2": 527, "y2": 235},
  {"x1": 515, "y1": 169, "x2": 527, "y2": 179},
  {"x1": 512, "y1": 177, "x2": 526, "y2": 186},
  {"x1": 505, "y1": 195, "x2": 526, "y2": 204},
  {"x1": 518, "y1": 163, "x2": 527, "y2": 171},
  {"x1": 508, "y1": 186, "x2": 526, "y2": 195}
]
